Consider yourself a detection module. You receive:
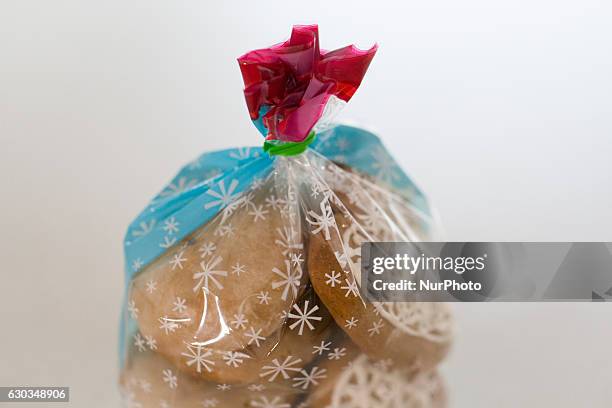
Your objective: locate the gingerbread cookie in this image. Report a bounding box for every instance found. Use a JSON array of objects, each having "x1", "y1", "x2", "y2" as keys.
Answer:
[
  {"x1": 304, "y1": 160, "x2": 452, "y2": 370},
  {"x1": 307, "y1": 347, "x2": 447, "y2": 408},
  {"x1": 120, "y1": 347, "x2": 300, "y2": 408},
  {"x1": 129, "y1": 176, "x2": 316, "y2": 383}
]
